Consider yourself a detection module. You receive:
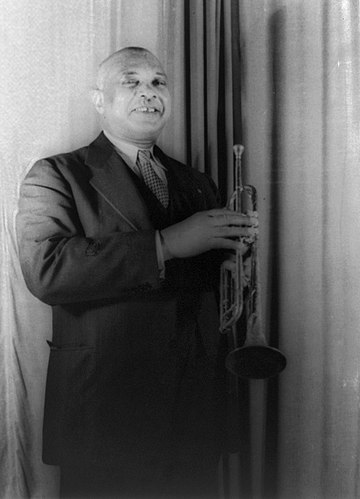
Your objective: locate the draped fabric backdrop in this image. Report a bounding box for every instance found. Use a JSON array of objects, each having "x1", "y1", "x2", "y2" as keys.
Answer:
[{"x1": 1, "y1": 1, "x2": 360, "y2": 498}]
